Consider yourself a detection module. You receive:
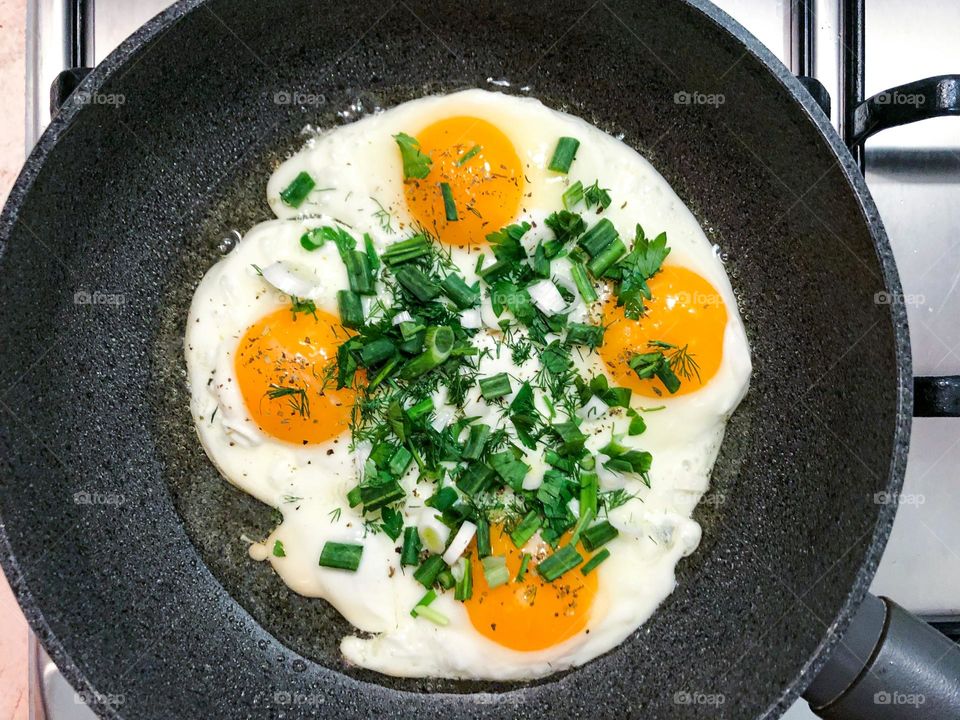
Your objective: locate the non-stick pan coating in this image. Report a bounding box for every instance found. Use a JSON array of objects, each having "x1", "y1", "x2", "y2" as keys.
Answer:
[{"x1": 0, "y1": 0, "x2": 910, "y2": 717}]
